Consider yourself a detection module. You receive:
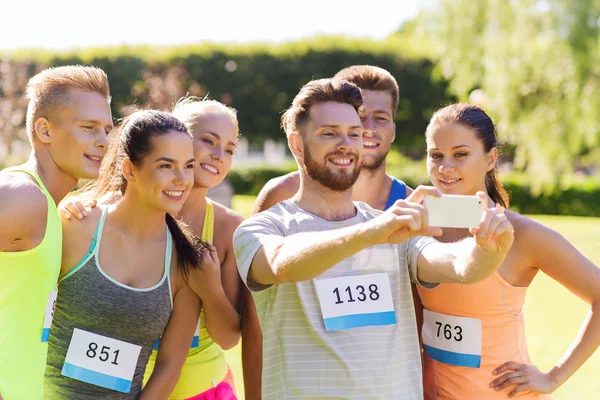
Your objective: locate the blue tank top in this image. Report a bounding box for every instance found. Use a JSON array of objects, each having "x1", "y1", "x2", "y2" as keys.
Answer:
[{"x1": 384, "y1": 176, "x2": 408, "y2": 210}]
